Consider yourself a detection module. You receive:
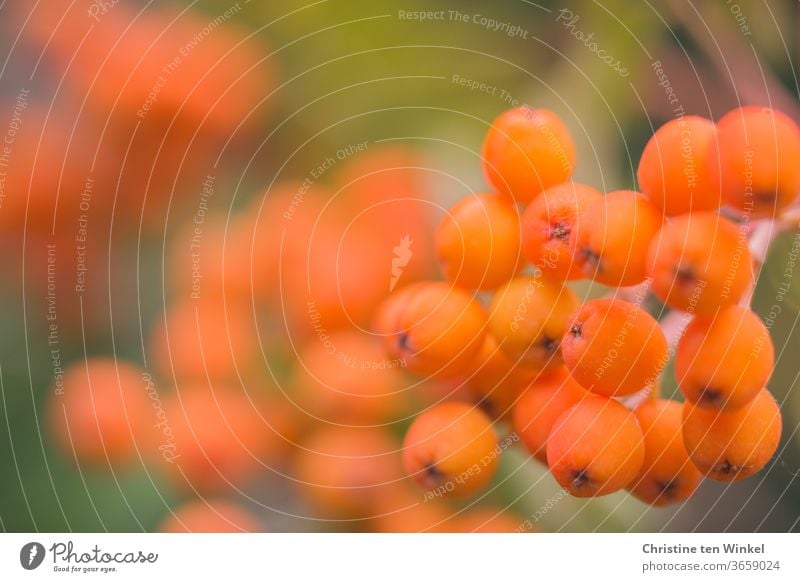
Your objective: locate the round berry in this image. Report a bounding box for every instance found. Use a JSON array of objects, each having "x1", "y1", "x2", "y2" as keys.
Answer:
[
  {"x1": 488, "y1": 276, "x2": 579, "y2": 370},
  {"x1": 561, "y1": 299, "x2": 668, "y2": 397},
  {"x1": 709, "y1": 106, "x2": 800, "y2": 216},
  {"x1": 676, "y1": 306, "x2": 774, "y2": 411},
  {"x1": 460, "y1": 333, "x2": 539, "y2": 420},
  {"x1": 149, "y1": 299, "x2": 258, "y2": 384},
  {"x1": 445, "y1": 507, "x2": 529, "y2": 532},
  {"x1": 402, "y1": 402, "x2": 498, "y2": 498},
  {"x1": 683, "y1": 389, "x2": 782, "y2": 481},
  {"x1": 435, "y1": 193, "x2": 522, "y2": 290},
  {"x1": 159, "y1": 387, "x2": 284, "y2": 493},
  {"x1": 158, "y1": 500, "x2": 262, "y2": 532},
  {"x1": 628, "y1": 399, "x2": 703, "y2": 506},
  {"x1": 372, "y1": 282, "x2": 428, "y2": 346},
  {"x1": 294, "y1": 426, "x2": 401, "y2": 518},
  {"x1": 572, "y1": 190, "x2": 663, "y2": 287},
  {"x1": 482, "y1": 107, "x2": 576, "y2": 204},
  {"x1": 291, "y1": 330, "x2": 407, "y2": 424},
  {"x1": 512, "y1": 367, "x2": 589, "y2": 463},
  {"x1": 387, "y1": 282, "x2": 487, "y2": 378},
  {"x1": 638, "y1": 116, "x2": 720, "y2": 216},
  {"x1": 546, "y1": 397, "x2": 645, "y2": 497},
  {"x1": 520, "y1": 182, "x2": 603, "y2": 280},
  {"x1": 49, "y1": 359, "x2": 151, "y2": 466},
  {"x1": 646, "y1": 212, "x2": 753, "y2": 315}
]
